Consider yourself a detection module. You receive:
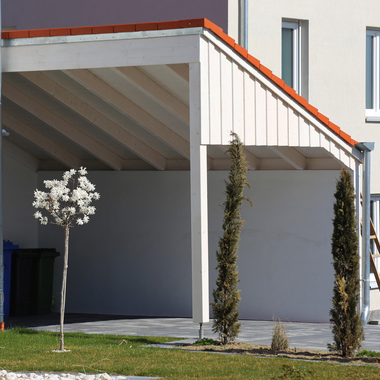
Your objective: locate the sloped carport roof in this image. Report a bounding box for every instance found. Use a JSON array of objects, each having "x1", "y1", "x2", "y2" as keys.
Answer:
[
  {"x1": 1, "y1": 18, "x2": 362, "y2": 172},
  {"x1": 0, "y1": 18, "x2": 364, "y2": 326}
]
